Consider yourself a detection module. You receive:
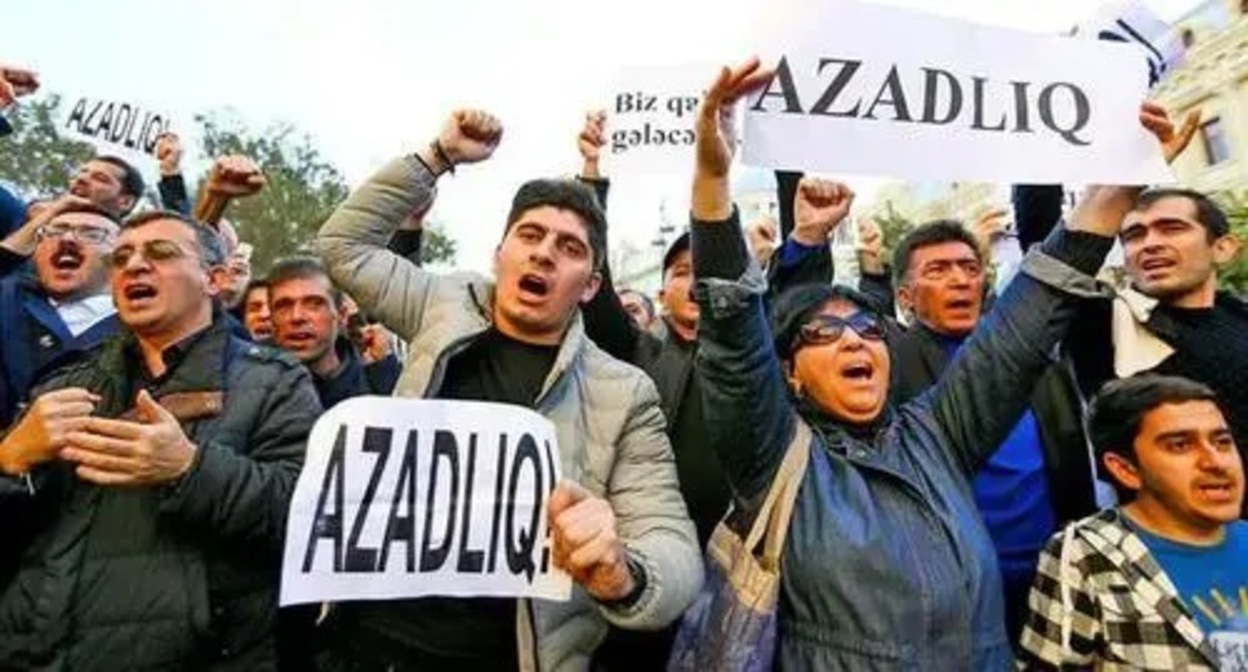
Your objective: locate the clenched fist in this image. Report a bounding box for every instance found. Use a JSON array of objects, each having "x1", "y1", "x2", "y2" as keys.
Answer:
[
  {"x1": 747, "y1": 216, "x2": 779, "y2": 266},
  {"x1": 0, "y1": 388, "x2": 99, "y2": 476},
  {"x1": 155, "y1": 132, "x2": 183, "y2": 176},
  {"x1": 548, "y1": 480, "x2": 637, "y2": 602},
  {"x1": 856, "y1": 216, "x2": 886, "y2": 276},
  {"x1": 205, "y1": 155, "x2": 266, "y2": 198},
  {"x1": 436, "y1": 109, "x2": 503, "y2": 167},
  {"x1": 578, "y1": 110, "x2": 607, "y2": 164},
  {"x1": 793, "y1": 177, "x2": 854, "y2": 247},
  {"x1": 0, "y1": 65, "x2": 40, "y2": 108}
]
